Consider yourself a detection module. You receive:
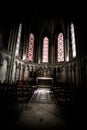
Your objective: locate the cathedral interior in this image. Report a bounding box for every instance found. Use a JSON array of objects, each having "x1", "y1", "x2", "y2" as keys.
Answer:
[{"x1": 0, "y1": 3, "x2": 87, "y2": 130}]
